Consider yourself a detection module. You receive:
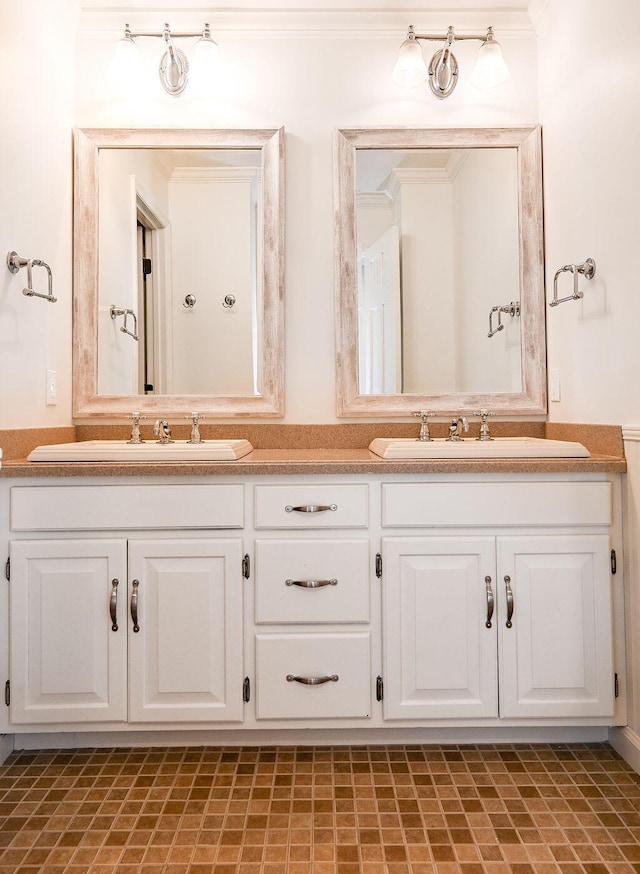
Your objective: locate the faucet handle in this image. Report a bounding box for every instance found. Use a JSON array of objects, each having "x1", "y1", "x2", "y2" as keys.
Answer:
[
  {"x1": 127, "y1": 411, "x2": 146, "y2": 444},
  {"x1": 413, "y1": 411, "x2": 435, "y2": 442},
  {"x1": 474, "y1": 409, "x2": 495, "y2": 441},
  {"x1": 186, "y1": 412, "x2": 205, "y2": 444}
]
